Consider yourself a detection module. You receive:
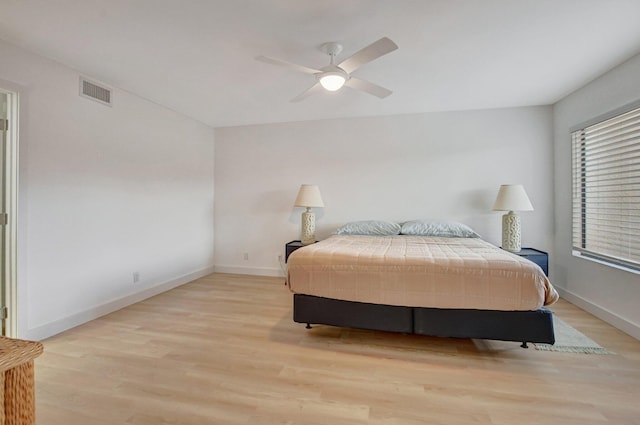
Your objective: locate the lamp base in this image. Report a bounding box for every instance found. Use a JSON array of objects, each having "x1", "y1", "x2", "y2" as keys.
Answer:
[
  {"x1": 502, "y1": 211, "x2": 521, "y2": 252},
  {"x1": 301, "y1": 210, "x2": 316, "y2": 245}
]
